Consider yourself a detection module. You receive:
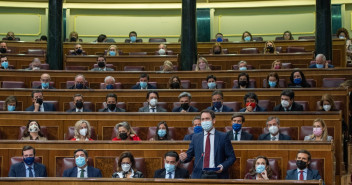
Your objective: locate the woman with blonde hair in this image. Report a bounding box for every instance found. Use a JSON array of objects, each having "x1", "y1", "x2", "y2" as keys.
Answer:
[
  {"x1": 71, "y1": 120, "x2": 94, "y2": 141},
  {"x1": 271, "y1": 60, "x2": 282, "y2": 69},
  {"x1": 264, "y1": 41, "x2": 278, "y2": 54},
  {"x1": 106, "y1": 45, "x2": 119, "y2": 56},
  {"x1": 212, "y1": 42, "x2": 223, "y2": 54},
  {"x1": 195, "y1": 57, "x2": 211, "y2": 71},
  {"x1": 162, "y1": 60, "x2": 174, "y2": 72},
  {"x1": 112, "y1": 121, "x2": 141, "y2": 141},
  {"x1": 304, "y1": 118, "x2": 332, "y2": 141}
]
